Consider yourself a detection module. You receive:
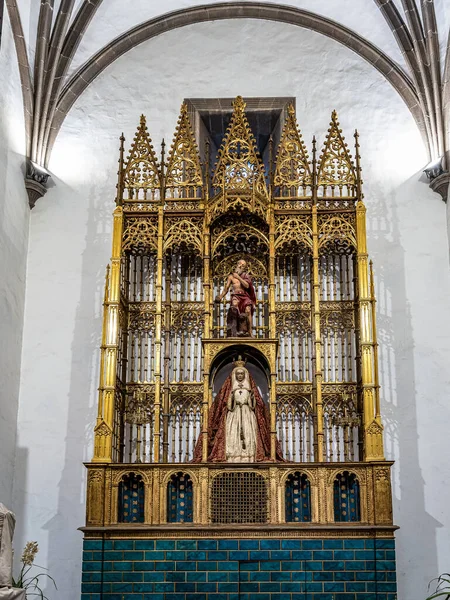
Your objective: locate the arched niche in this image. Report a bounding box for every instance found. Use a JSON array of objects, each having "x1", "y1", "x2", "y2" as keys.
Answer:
[{"x1": 210, "y1": 345, "x2": 270, "y2": 404}]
